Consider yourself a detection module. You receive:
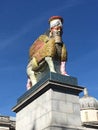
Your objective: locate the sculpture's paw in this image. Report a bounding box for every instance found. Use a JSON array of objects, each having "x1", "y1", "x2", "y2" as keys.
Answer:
[
  {"x1": 51, "y1": 70, "x2": 56, "y2": 73},
  {"x1": 61, "y1": 72, "x2": 69, "y2": 76}
]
